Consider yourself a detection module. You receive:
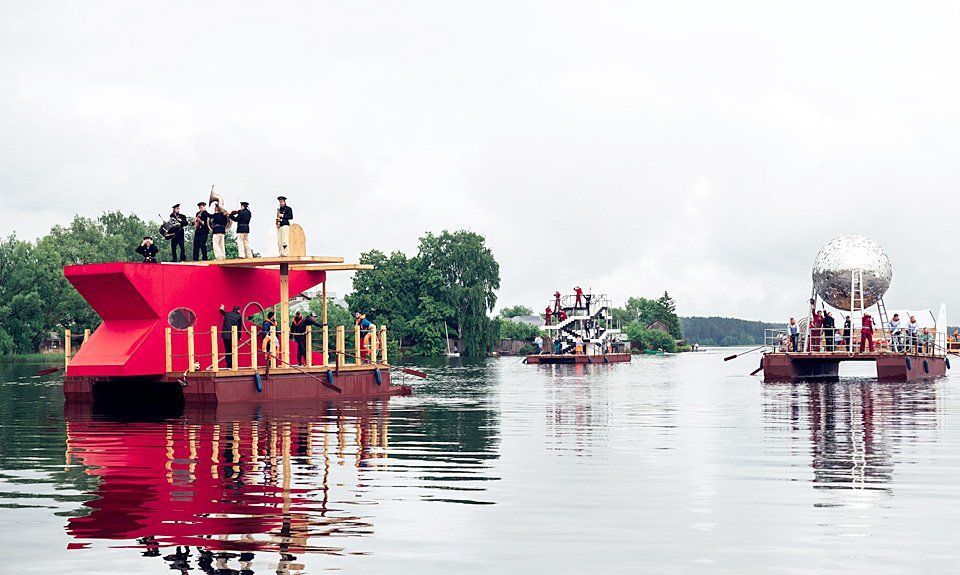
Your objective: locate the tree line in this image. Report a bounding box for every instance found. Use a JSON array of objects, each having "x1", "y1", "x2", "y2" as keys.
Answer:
[{"x1": 680, "y1": 316, "x2": 781, "y2": 346}]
